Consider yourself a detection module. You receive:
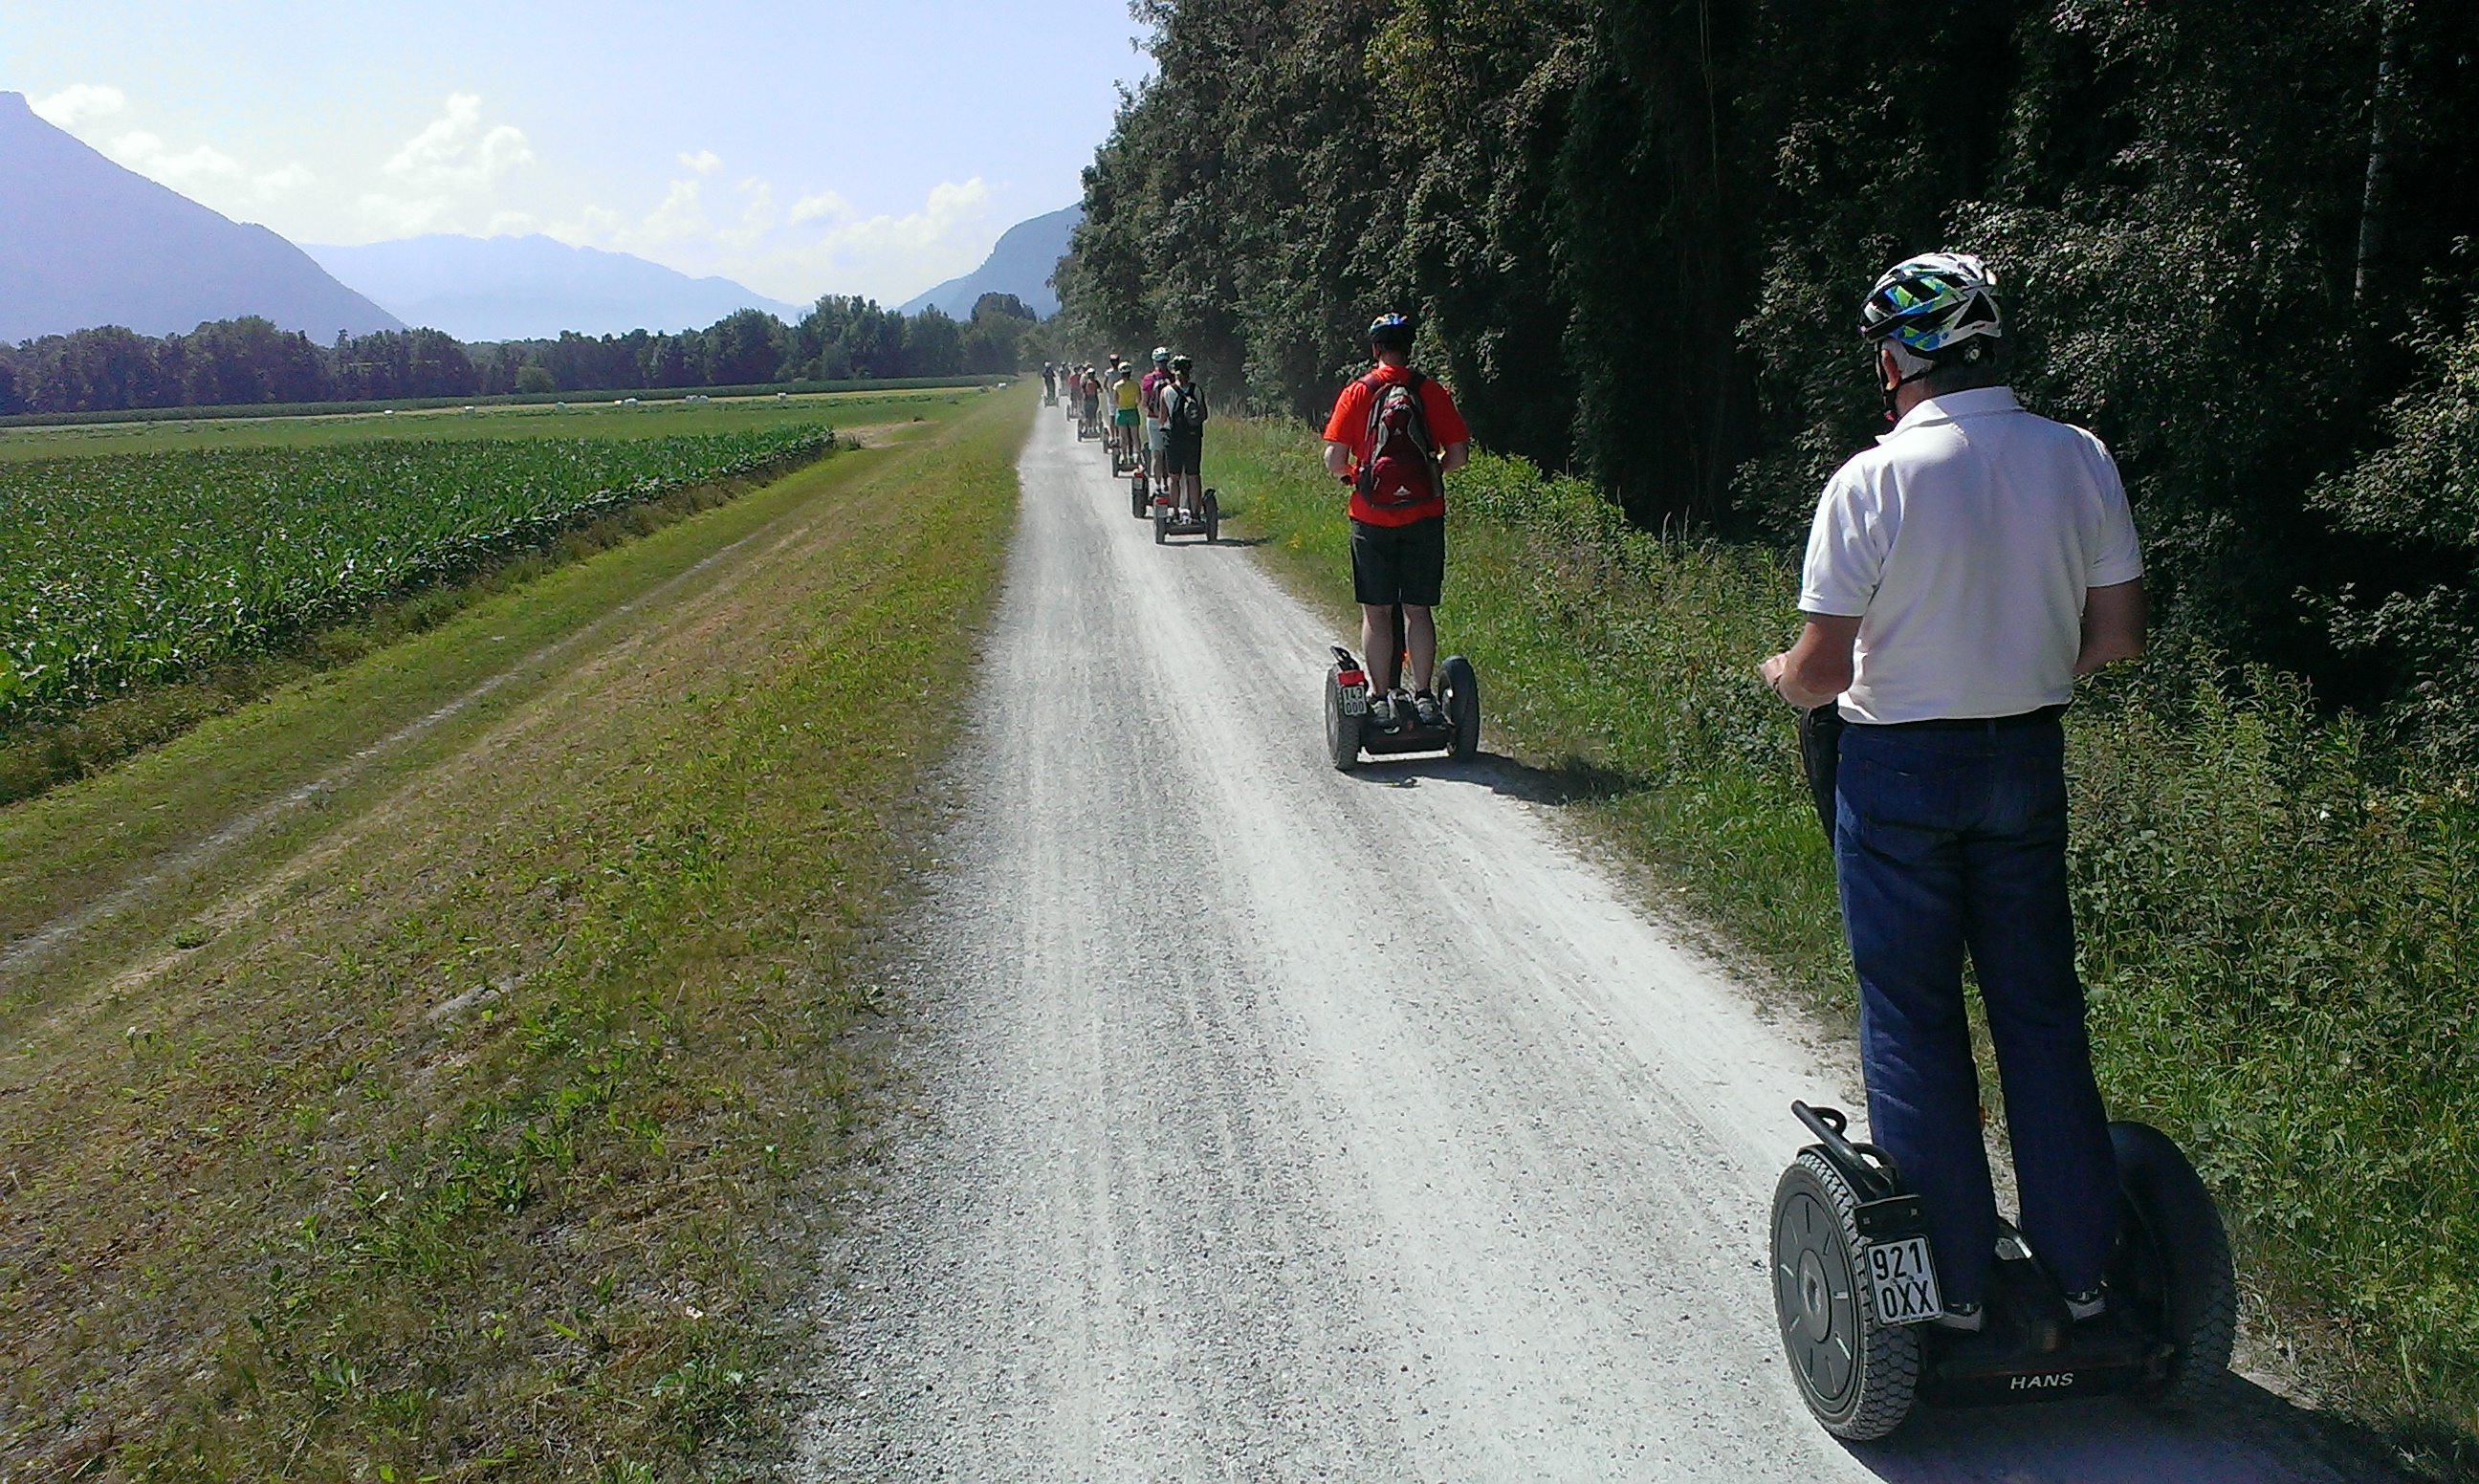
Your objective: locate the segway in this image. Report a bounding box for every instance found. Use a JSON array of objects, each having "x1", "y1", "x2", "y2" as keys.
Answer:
[
  {"x1": 1152, "y1": 488, "x2": 1219, "y2": 545},
  {"x1": 1323, "y1": 608, "x2": 1480, "y2": 770},
  {"x1": 1130, "y1": 462, "x2": 1151, "y2": 518},
  {"x1": 1771, "y1": 1100, "x2": 2236, "y2": 1441}
]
